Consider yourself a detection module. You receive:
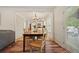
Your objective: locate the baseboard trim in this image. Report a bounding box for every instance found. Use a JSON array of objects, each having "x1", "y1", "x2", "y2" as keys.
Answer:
[{"x1": 54, "y1": 39, "x2": 71, "y2": 53}]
